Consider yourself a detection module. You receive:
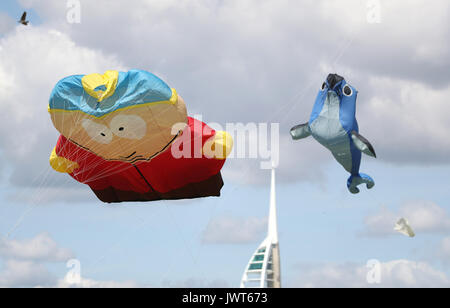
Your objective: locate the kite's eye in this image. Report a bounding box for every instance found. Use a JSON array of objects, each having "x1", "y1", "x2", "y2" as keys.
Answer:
[
  {"x1": 110, "y1": 115, "x2": 147, "y2": 140},
  {"x1": 82, "y1": 119, "x2": 112, "y2": 144},
  {"x1": 343, "y1": 84, "x2": 353, "y2": 96},
  {"x1": 321, "y1": 82, "x2": 327, "y2": 91}
]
